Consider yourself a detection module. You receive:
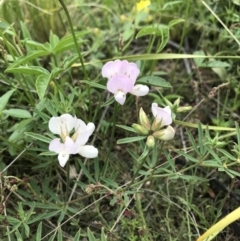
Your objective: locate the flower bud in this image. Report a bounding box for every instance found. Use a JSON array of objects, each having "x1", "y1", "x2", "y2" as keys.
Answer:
[
  {"x1": 132, "y1": 123, "x2": 149, "y2": 135},
  {"x1": 139, "y1": 108, "x2": 151, "y2": 130},
  {"x1": 173, "y1": 98, "x2": 180, "y2": 108},
  {"x1": 164, "y1": 98, "x2": 173, "y2": 108},
  {"x1": 177, "y1": 106, "x2": 192, "y2": 112},
  {"x1": 146, "y1": 135, "x2": 155, "y2": 148},
  {"x1": 151, "y1": 117, "x2": 163, "y2": 132},
  {"x1": 153, "y1": 126, "x2": 175, "y2": 141}
]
